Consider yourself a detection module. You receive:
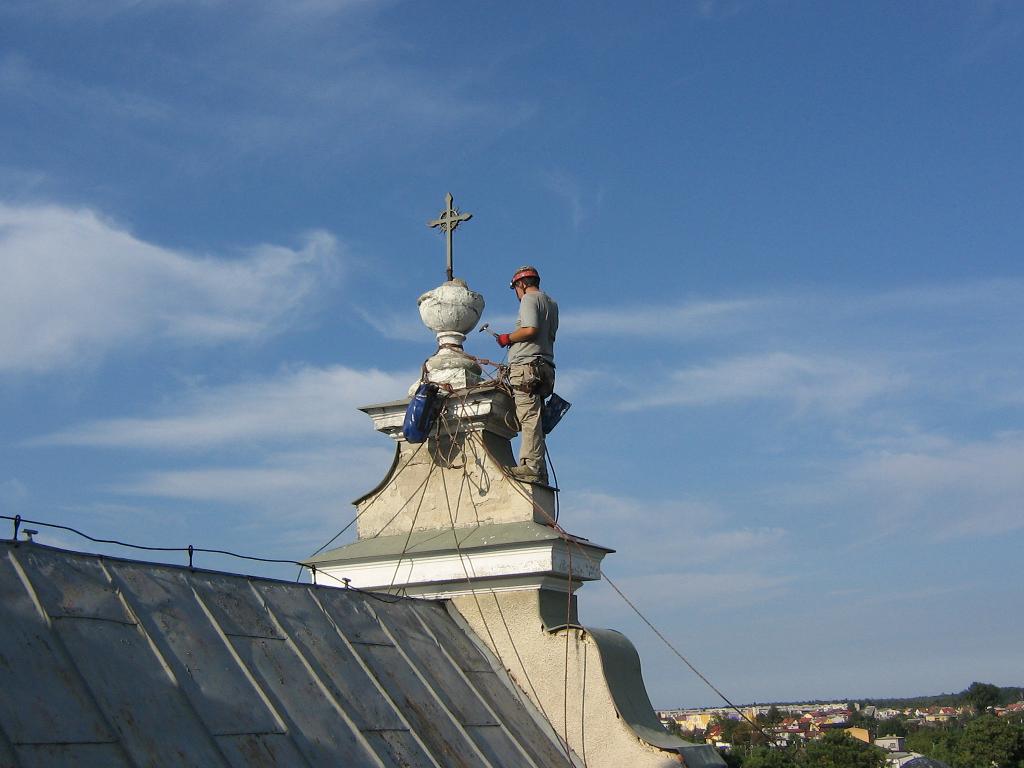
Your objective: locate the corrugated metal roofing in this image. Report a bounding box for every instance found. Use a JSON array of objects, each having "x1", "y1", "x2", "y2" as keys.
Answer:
[{"x1": 0, "y1": 541, "x2": 576, "y2": 768}]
